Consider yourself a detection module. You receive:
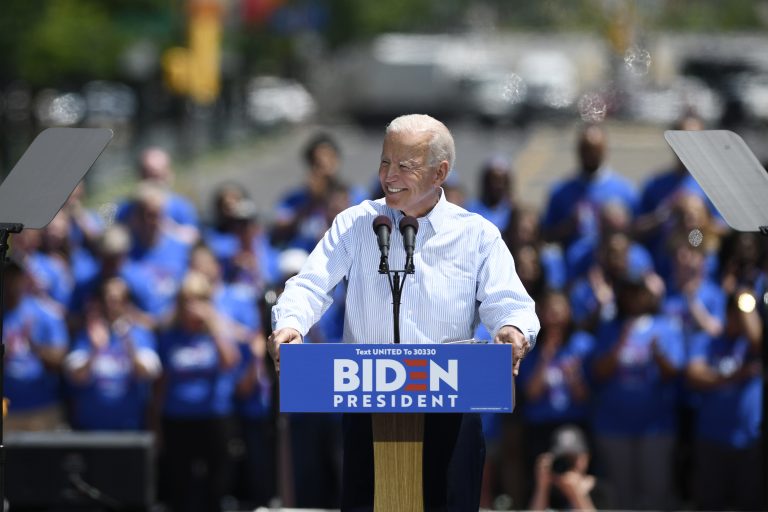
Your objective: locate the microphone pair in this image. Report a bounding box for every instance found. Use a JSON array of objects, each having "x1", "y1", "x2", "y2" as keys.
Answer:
[{"x1": 372, "y1": 215, "x2": 418, "y2": 274}]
